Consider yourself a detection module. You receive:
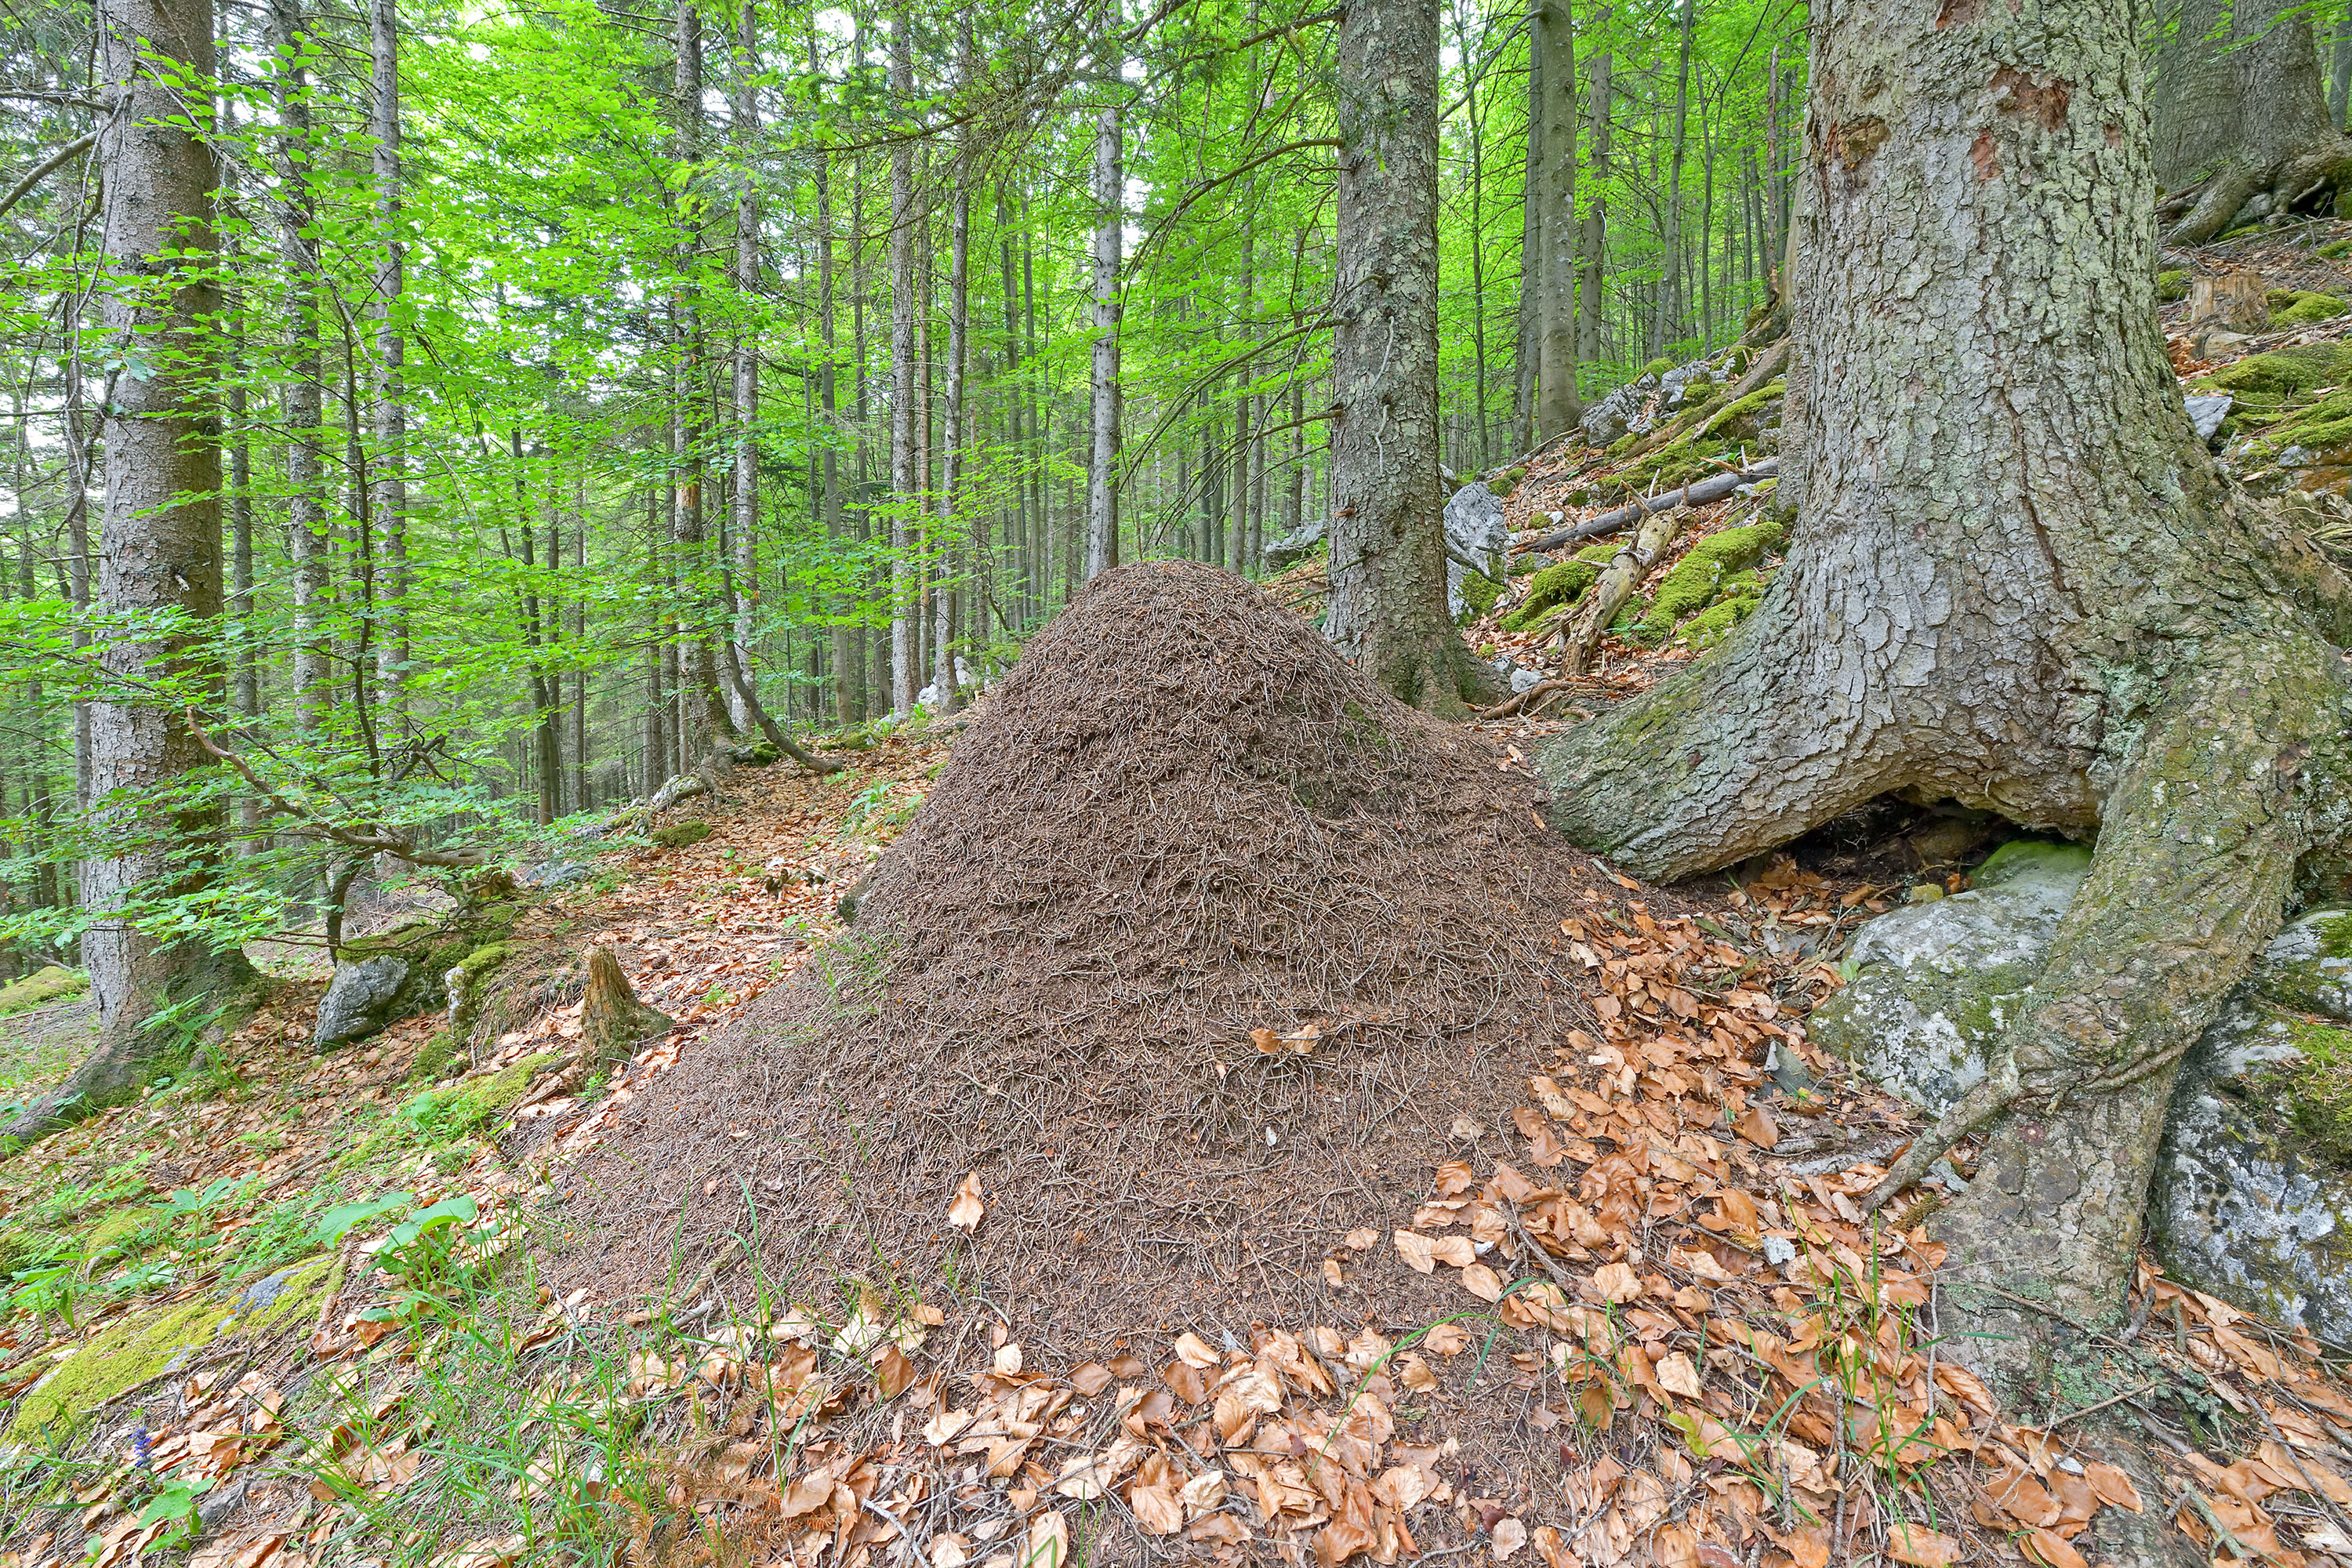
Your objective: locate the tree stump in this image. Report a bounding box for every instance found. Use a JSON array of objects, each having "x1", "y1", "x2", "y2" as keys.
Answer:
[
  {"x1": 582, "y1": 946, "x2": 673, "y2": 1069},
  {"x1": 2189, "y1": 269, "x2": 2268, "y2": 333}
]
